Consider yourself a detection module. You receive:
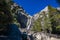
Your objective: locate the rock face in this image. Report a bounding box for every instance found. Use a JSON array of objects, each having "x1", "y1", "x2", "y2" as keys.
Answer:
[
  {"x1": 33, "y1": 13, "x2": 39, "y2": 21},
  {"x1": 16, "y1": 9, "x2": 28, "y2": 28},
  {"x1": 32, "y1": 6, "x2": 48, "y2": 21},
  {"x1": 11, "y1": 2, "x2": 32, "y2": 28},
  {"x1": 32, "y1": 32, "x2": 60, "y2": 40},
  {"x1": 16, "y1": 9, "x2": 32, "y2": 28}
]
